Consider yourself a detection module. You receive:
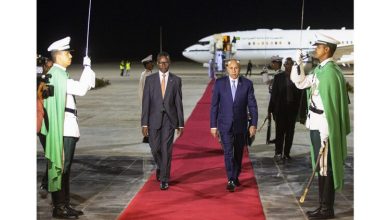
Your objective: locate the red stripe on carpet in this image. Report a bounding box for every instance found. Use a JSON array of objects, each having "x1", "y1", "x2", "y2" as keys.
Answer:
[{"x1": 118, "y1": 80, "x2": 265, "y2": 220}]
